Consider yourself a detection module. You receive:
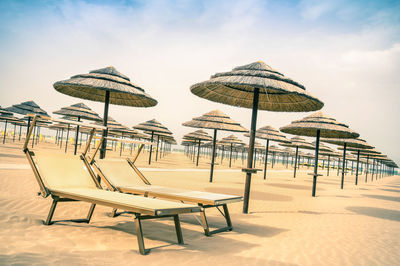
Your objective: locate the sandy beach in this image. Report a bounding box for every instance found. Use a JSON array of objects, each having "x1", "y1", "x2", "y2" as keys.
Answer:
[{"x1": 0, "y1": 139, "x2": 399, "y2": 266}]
